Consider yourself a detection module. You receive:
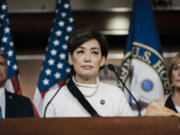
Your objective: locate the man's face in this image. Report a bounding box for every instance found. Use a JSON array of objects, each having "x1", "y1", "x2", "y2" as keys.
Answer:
[{"x1": 0, "y1": 56, "x2": 8, "y2": 88}]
